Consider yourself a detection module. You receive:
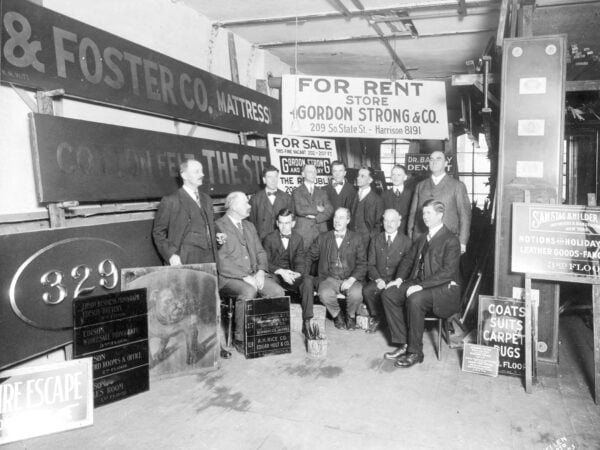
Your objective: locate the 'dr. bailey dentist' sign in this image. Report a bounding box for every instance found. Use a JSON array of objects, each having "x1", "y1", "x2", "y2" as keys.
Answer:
[{"x1": 281, "y1": 75, "x2": 448, "y2": 140}]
